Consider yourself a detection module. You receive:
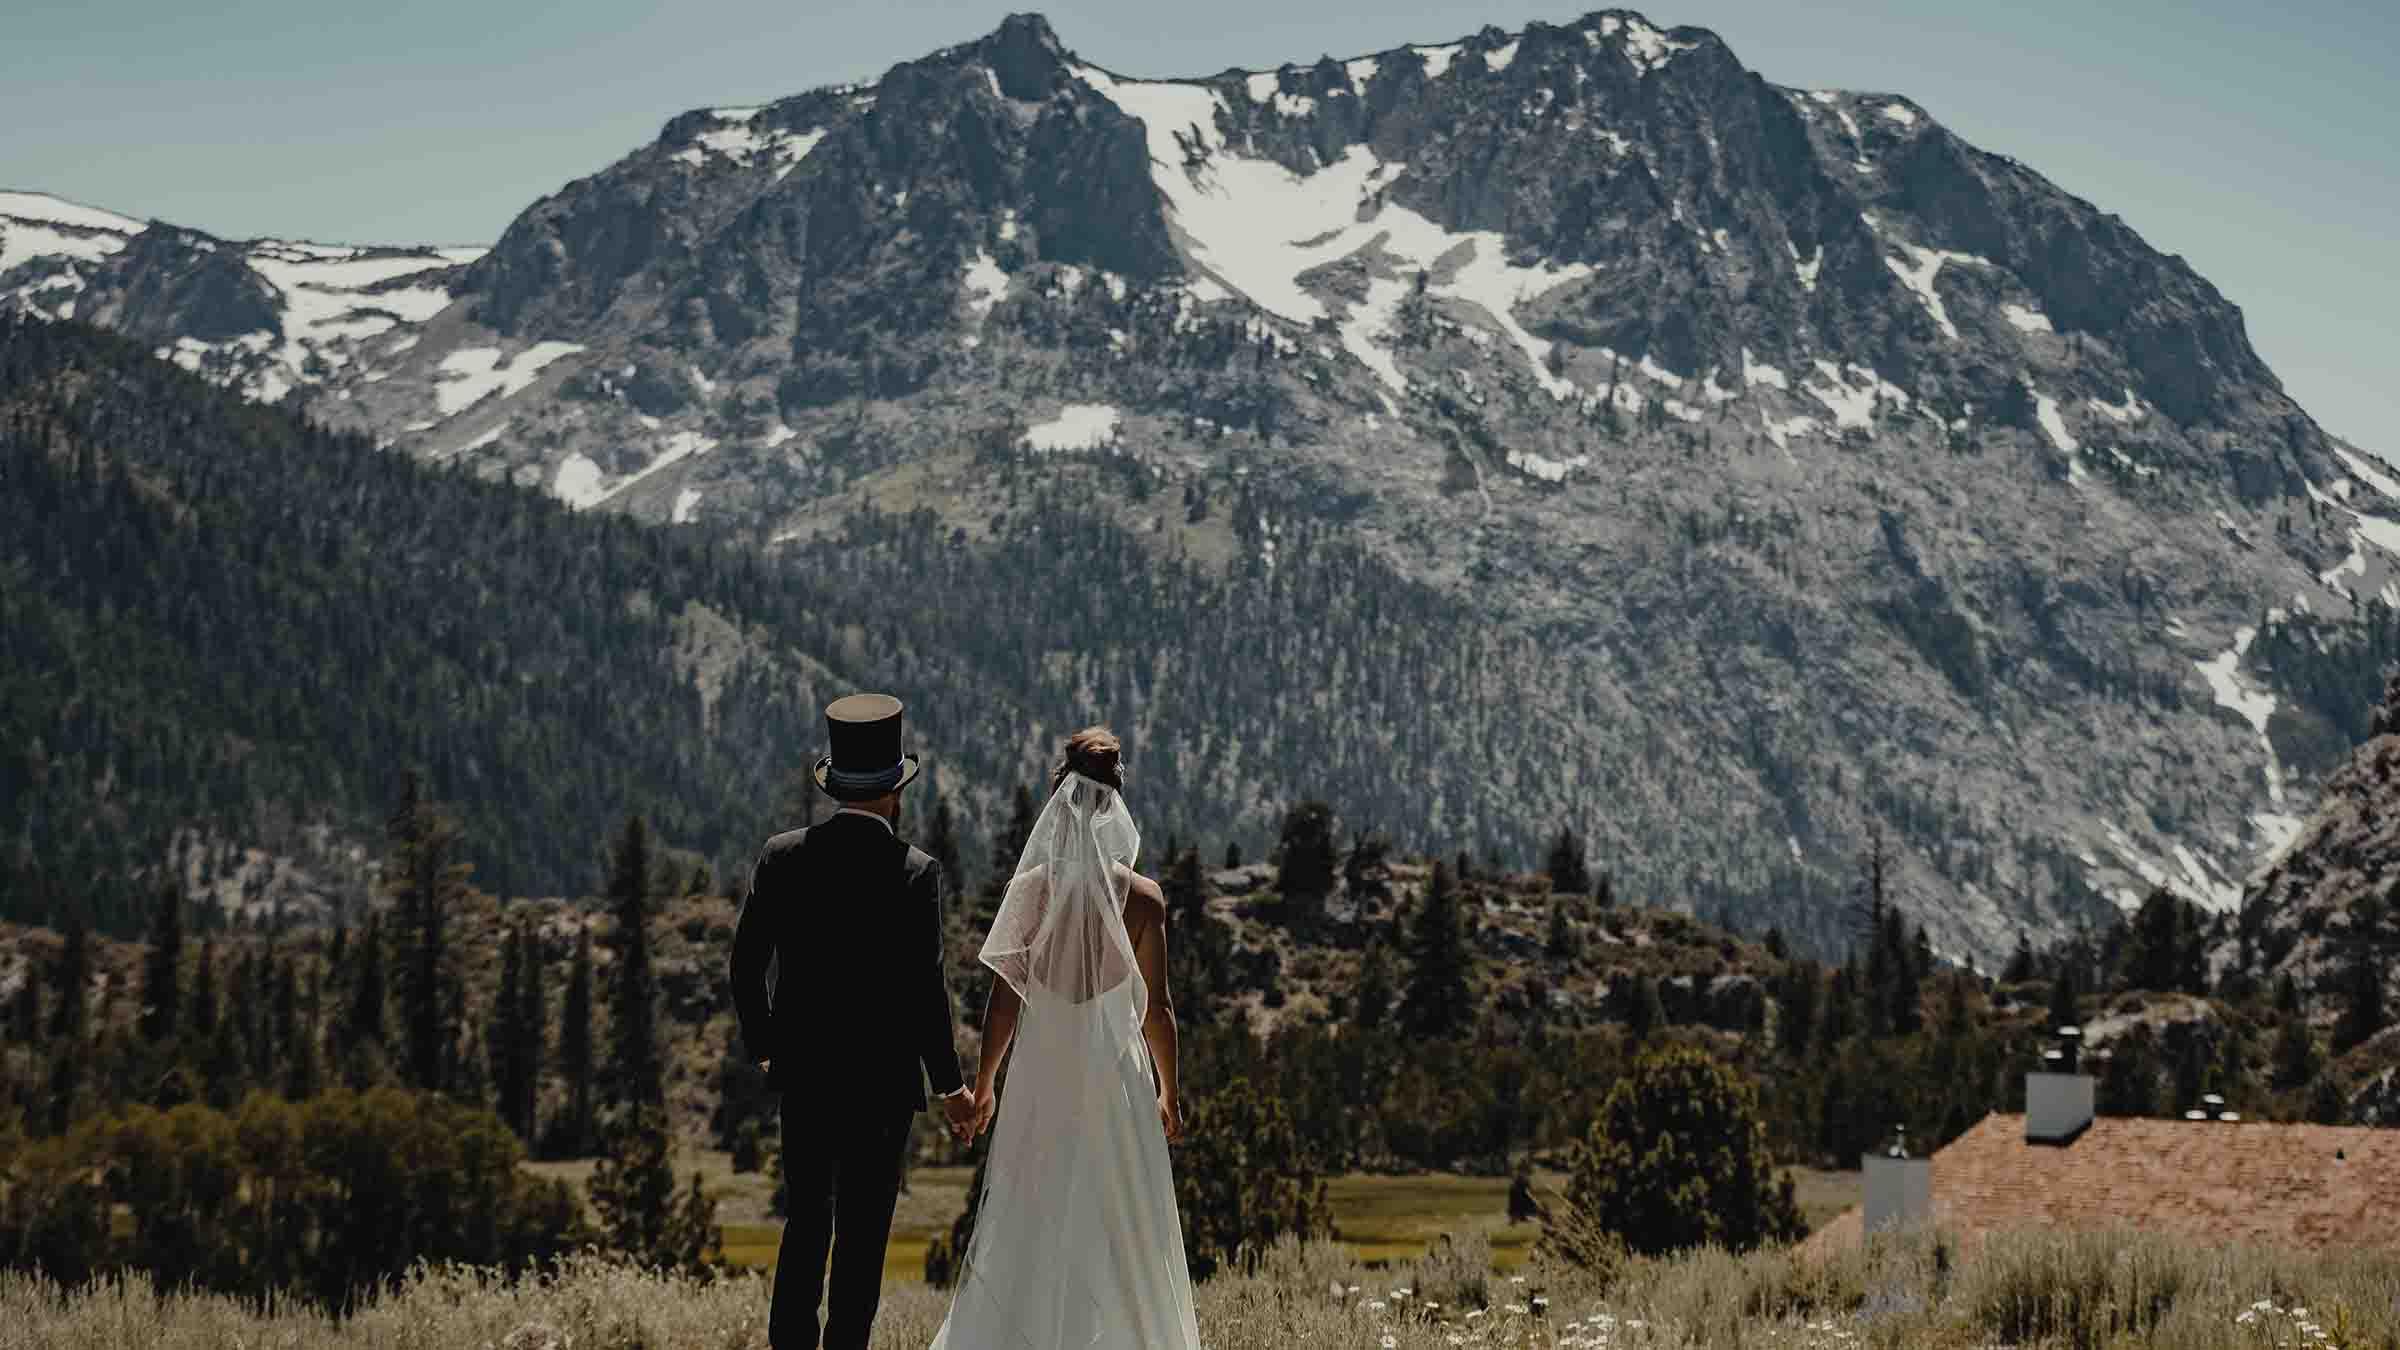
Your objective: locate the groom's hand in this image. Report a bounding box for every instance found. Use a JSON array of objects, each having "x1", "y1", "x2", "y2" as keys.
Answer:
[{"x1": 940, "y1": 1087, "x2": 977, "y2": 1142}]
